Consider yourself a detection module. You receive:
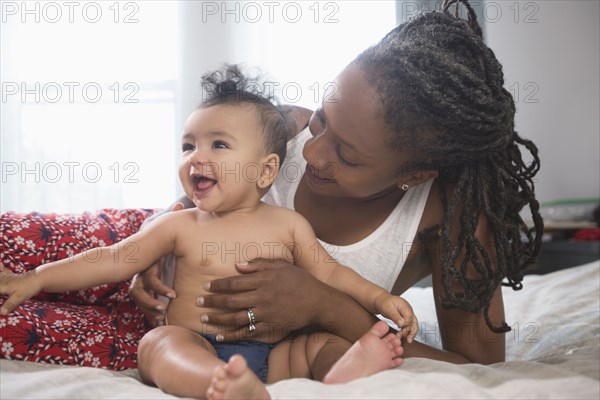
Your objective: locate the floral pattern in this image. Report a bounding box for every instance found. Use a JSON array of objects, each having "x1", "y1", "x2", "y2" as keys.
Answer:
[{"x1": 0, "y1": 208, "x2": 159, "y2": 370}]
